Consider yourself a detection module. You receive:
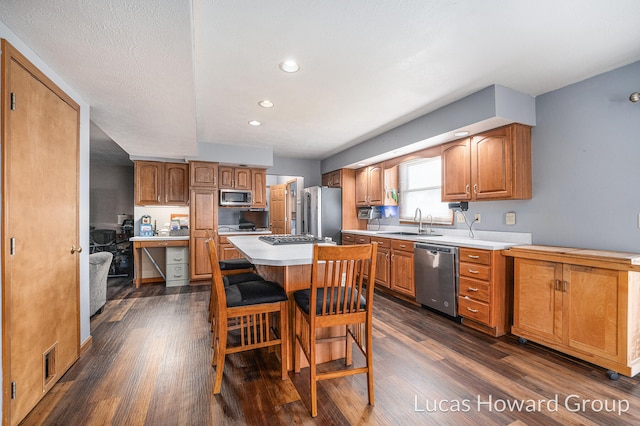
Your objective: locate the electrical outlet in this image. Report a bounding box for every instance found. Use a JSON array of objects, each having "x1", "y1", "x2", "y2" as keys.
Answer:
[
  {"x1": 456, "y1": 212, "x2": 465, "y2": 223},
  {"x1": 506, "y1": 212, "x2": 516, "y2": 225},
  {"x1": 474, "y1": 213, "x2": 481, "y2": 224}
]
